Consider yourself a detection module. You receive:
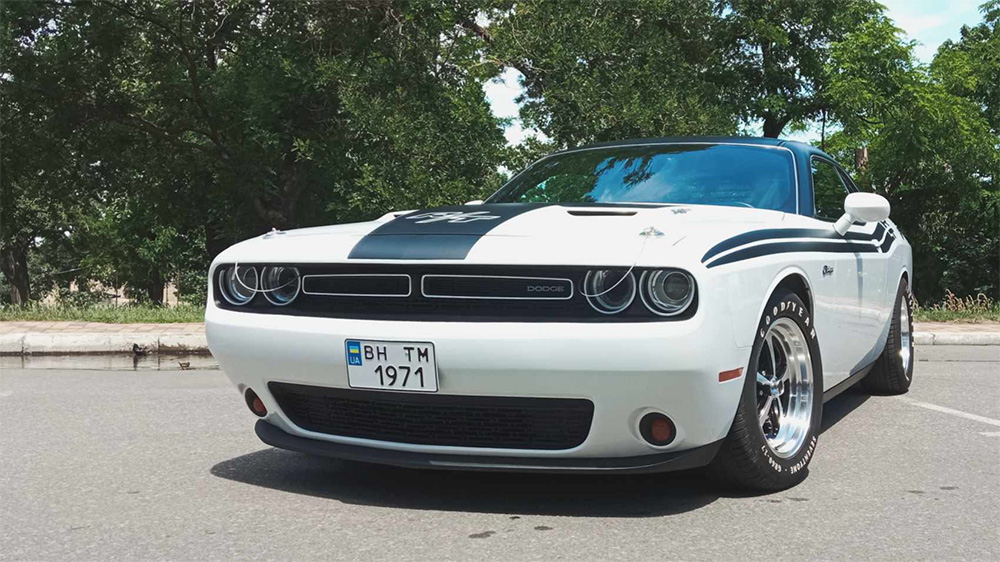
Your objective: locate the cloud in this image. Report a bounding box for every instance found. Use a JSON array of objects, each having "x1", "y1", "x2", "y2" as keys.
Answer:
[
  {"x1": 890, "y1": 12, "x2": 948, "y2": 34},
  {"x1": 484, "y1": 67, "x2": 549, "y2": 145}
]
